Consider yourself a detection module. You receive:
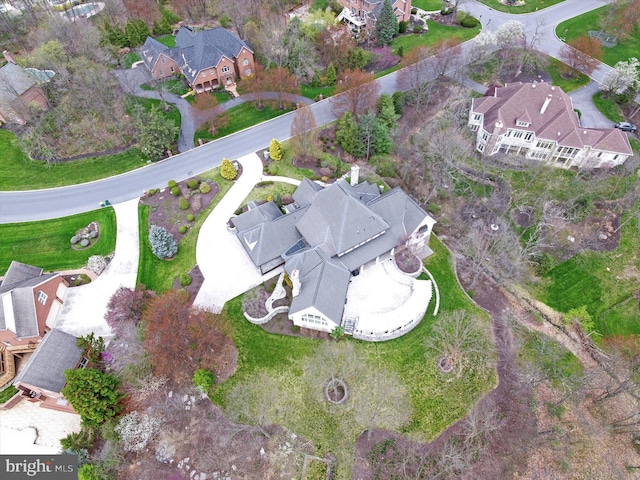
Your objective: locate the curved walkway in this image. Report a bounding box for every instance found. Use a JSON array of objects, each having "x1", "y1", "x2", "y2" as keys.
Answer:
[{"x1": 114, "y1": 66, "x2": 314, "y2": 153}]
